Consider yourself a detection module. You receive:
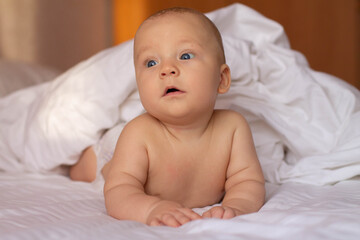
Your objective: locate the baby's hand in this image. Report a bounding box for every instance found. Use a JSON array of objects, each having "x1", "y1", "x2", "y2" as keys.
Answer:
[
  {"x1": 202, "y1": 206, "x2": 241, "y2": 219},
  {"x1": 147, "y1": 201, "x2": 202, "y2": 227}
]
